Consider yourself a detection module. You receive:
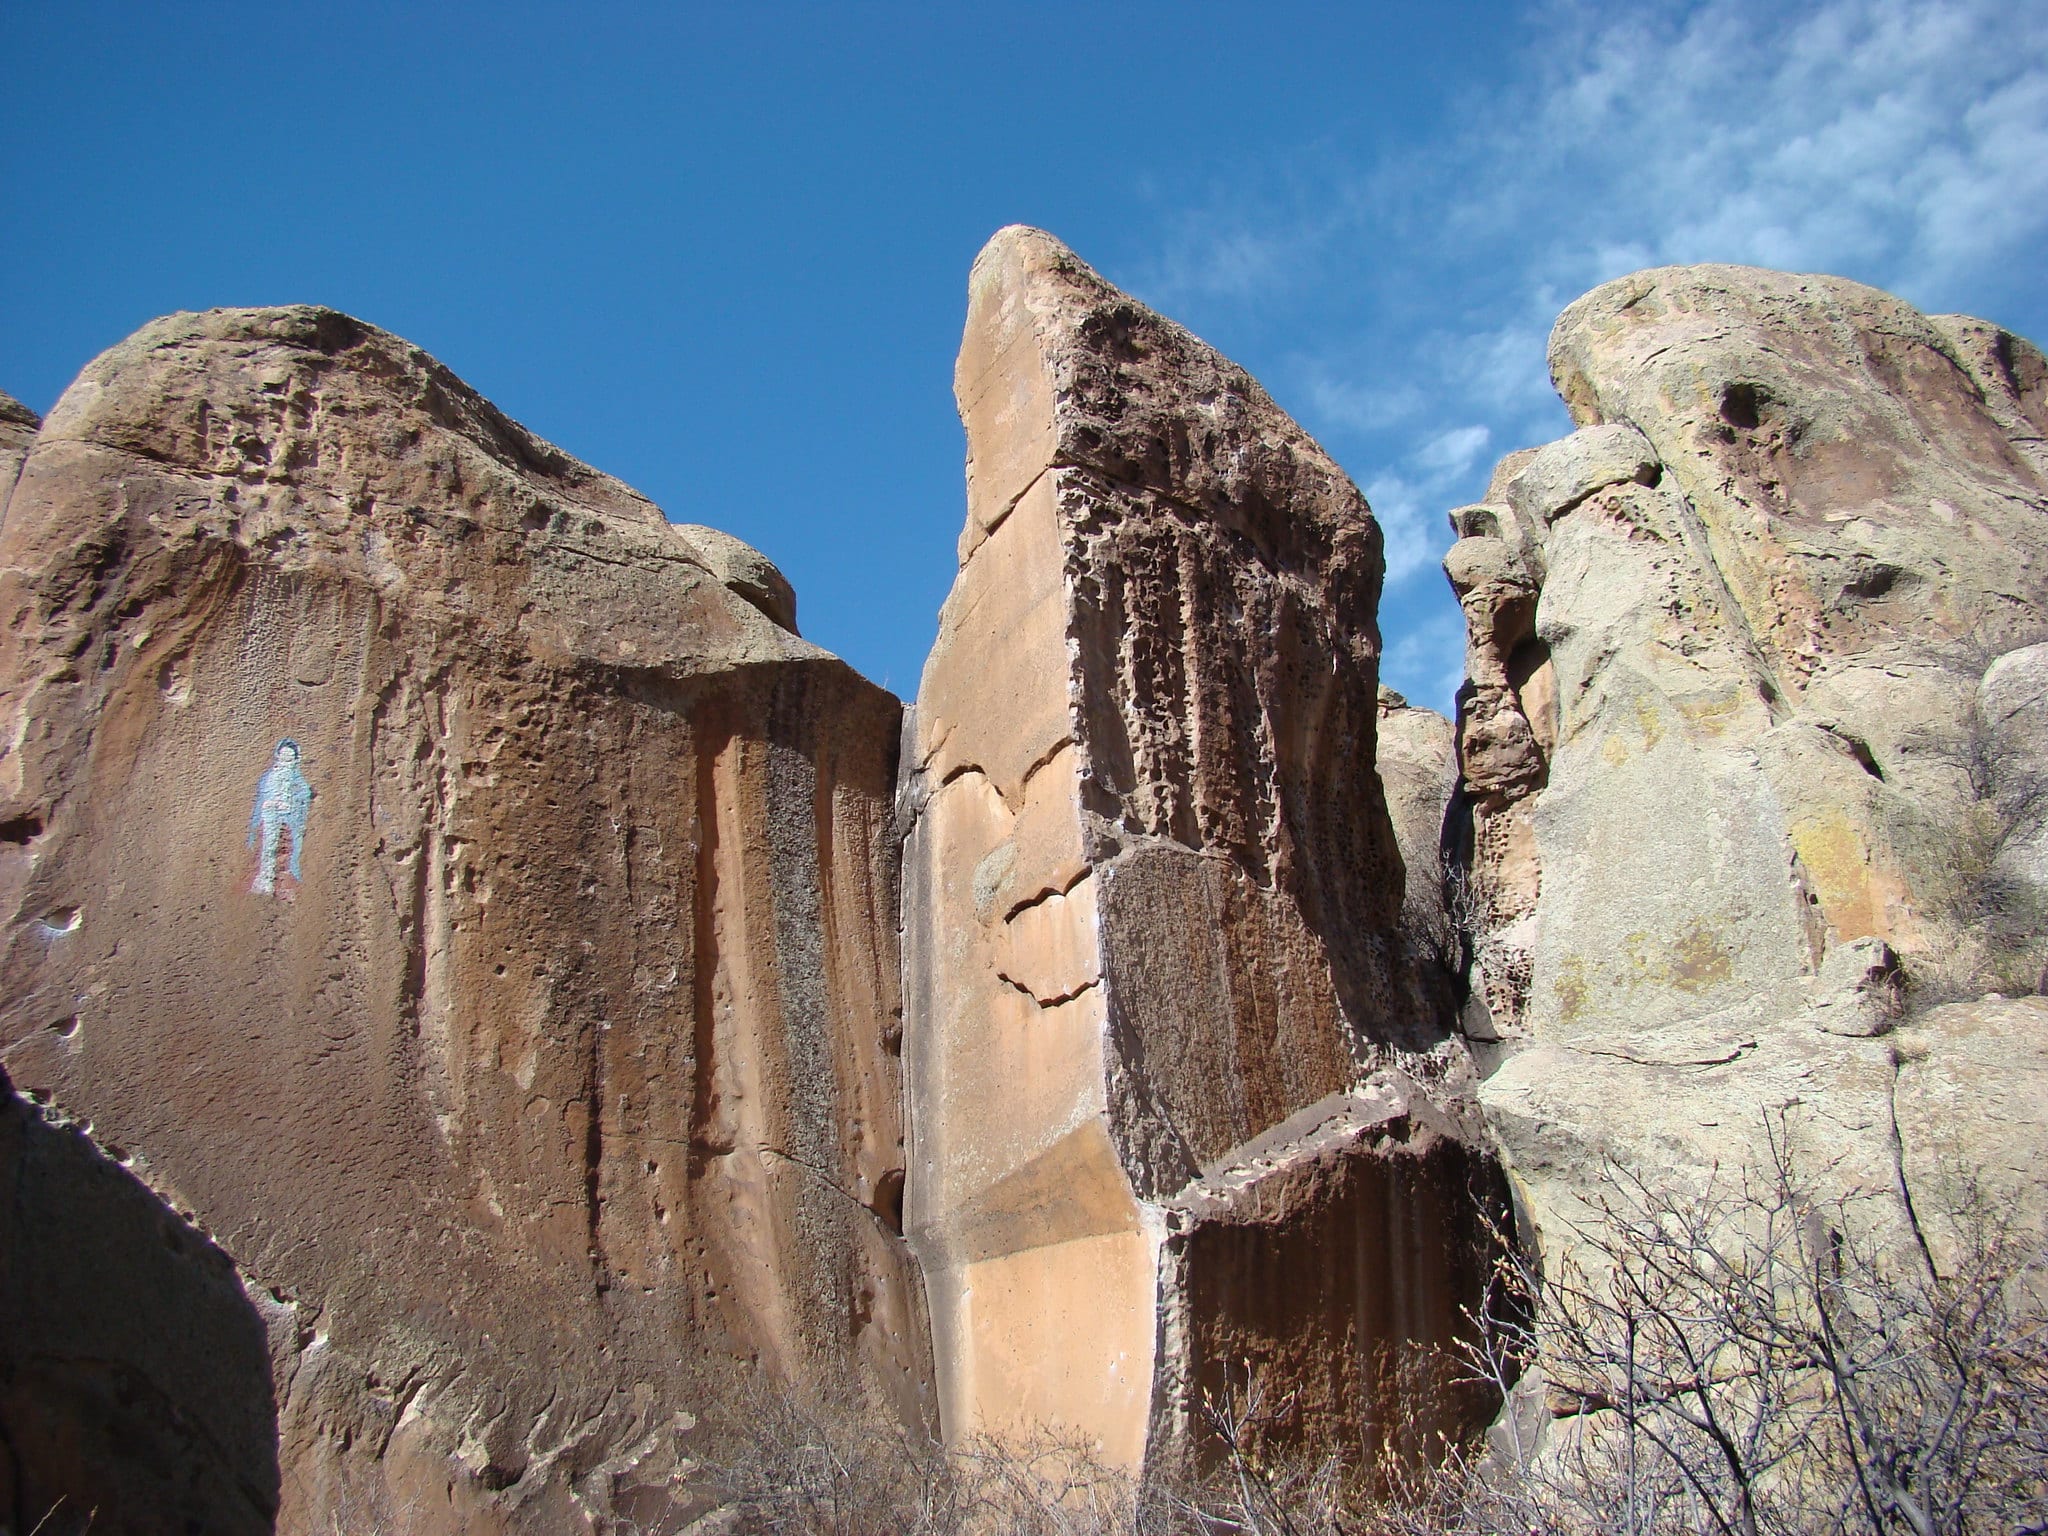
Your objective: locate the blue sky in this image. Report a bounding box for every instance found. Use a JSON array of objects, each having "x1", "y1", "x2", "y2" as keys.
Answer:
[{"x1": 6, "y1": 2, "x2": 2045, "y2": 711}]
